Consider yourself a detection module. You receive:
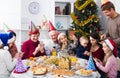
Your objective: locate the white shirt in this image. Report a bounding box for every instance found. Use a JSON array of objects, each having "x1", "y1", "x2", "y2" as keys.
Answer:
[{"x1": 0, "y1": 49, "x2": 17, "y2": 76}]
